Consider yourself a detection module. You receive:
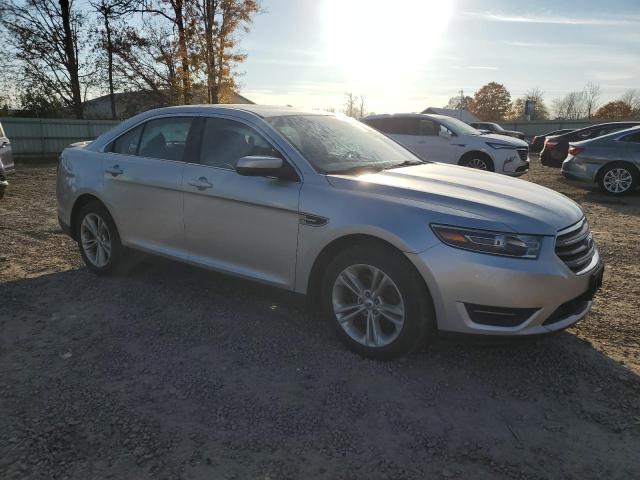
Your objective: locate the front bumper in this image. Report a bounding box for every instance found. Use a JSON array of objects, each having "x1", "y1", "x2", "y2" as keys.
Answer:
[
  {"x1": 406, "y1": 241, "x2": 600, "y2": 336},
  {"x1": 500, "y1": 151, "x2": 529, "y2": 177}
]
